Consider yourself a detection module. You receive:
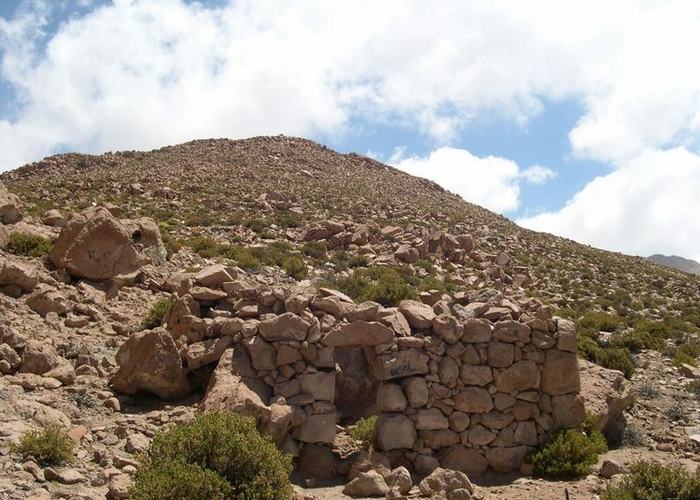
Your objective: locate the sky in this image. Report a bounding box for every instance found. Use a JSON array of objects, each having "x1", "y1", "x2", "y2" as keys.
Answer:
[{"x1": 1, "y1": 1, "x2": 700, "y2": 262}]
